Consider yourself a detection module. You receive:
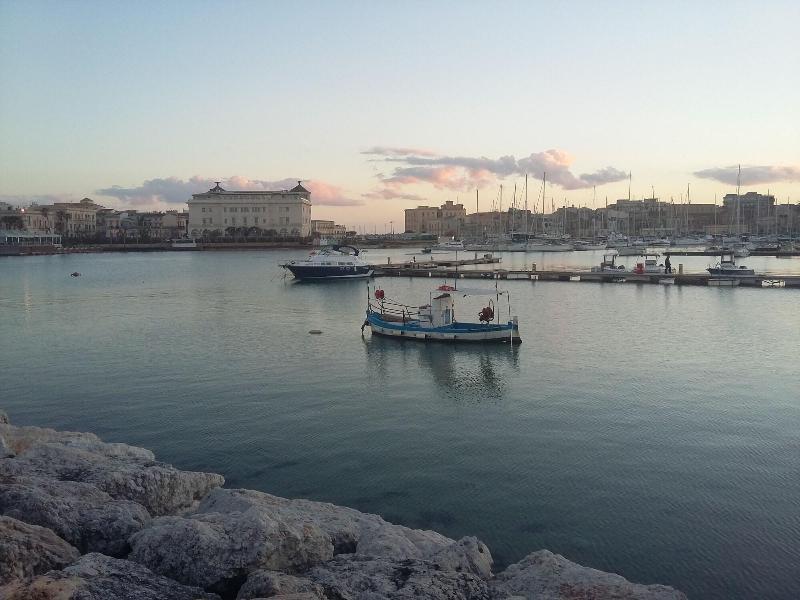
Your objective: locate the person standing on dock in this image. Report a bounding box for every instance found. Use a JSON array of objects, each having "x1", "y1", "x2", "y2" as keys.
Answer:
[{"x1": 664, "y1": 255, "x2": 672, "y2": 274}]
